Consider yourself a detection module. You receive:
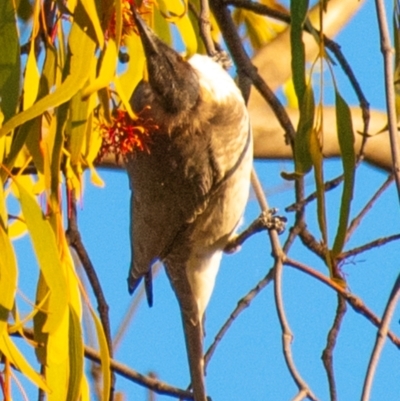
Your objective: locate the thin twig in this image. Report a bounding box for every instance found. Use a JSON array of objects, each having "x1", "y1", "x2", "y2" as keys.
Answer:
[
  {"x1": 286, "y1": 173, "x2": 345, "y2": 212},
  {"x1": 199, "y1": 0, "x2": 216, "y2": 56},
  {"x1": 361, "y1": 273, "x2": 400, "y2": 401},
  {"x1": 345, "y1": 174, "x2": 394, "y2": 242},
  {"x1": 16, "y1": 327, "x2": 194, "y2": 400},
  {"x1": 321, "y1": 295, "x2": 347, "y2": 401},
  {"x1": 204, "y1": 268, "x2": 274, "y2": 371},
  {"x1": 210, "y1": 0, "x2": 296, "y2": 143},
  {"x1": 225, "y1": 0, "x2": 370, "y2": 145},
  {"x1": 374, "y1": 0, "x2": 400, "y2": 204},
  {"x1": 251, "y1": 168, "x2": 317, "y2": 399},
  {"x1": 284, "y1": 257, "x2": 400, "y2": 348},
  {"x1": 274, "y1": 256, "x2": 318, "y2": 401},
  {"x1": 340, "y1": 233, "x2": 400, "y2": 261}
]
